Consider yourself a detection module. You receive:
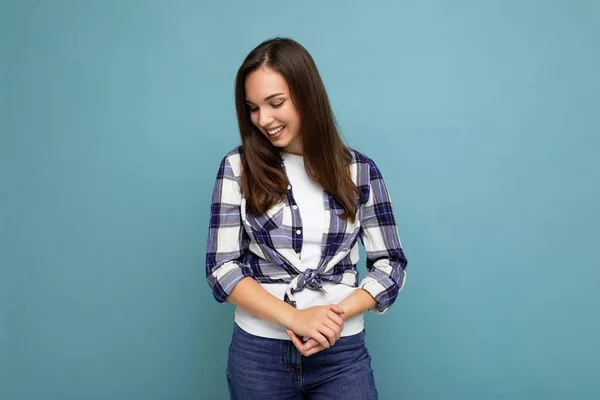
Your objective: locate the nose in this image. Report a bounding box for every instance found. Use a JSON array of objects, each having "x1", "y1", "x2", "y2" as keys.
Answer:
[{"x1": 257, "y1": 109, "x2": 274, "y2": 128}]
